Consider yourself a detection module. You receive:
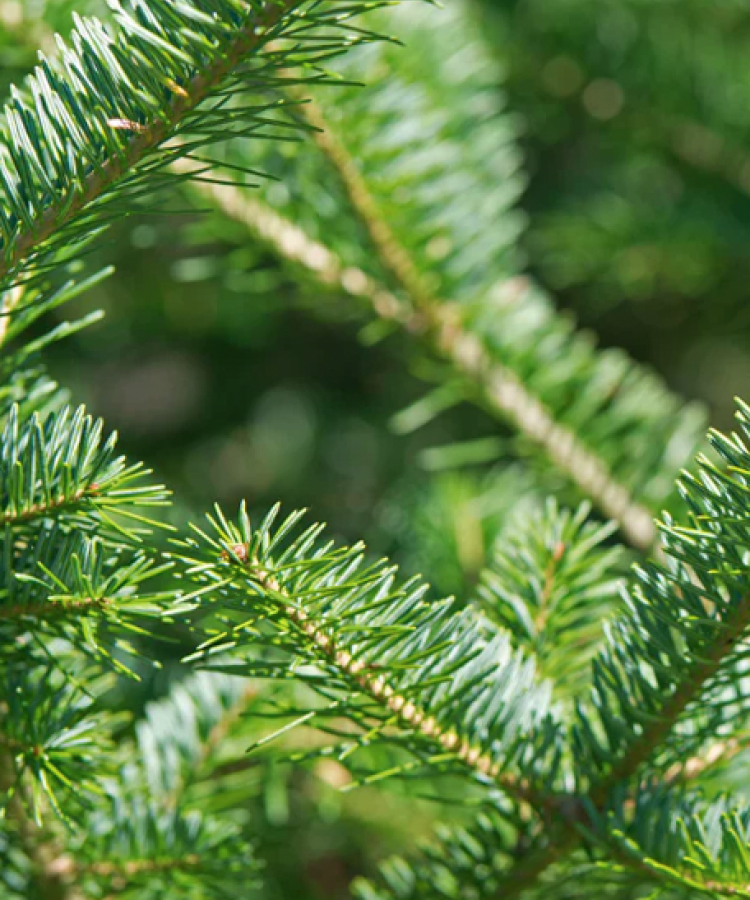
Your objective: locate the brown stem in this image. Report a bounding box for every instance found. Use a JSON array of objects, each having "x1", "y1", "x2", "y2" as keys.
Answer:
[
  {"x1": 80, "y1": 856, "x2": 201, "y2": 878},
  {"x1": 0, "y1": 596, "x2": 110, "y2": 622},
  {"x1": 1, "y1": 485, "x2": 100, "y2": 525},
  {"x1": 296, "y1": 95, "x2": 435, "y2": 314}
]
